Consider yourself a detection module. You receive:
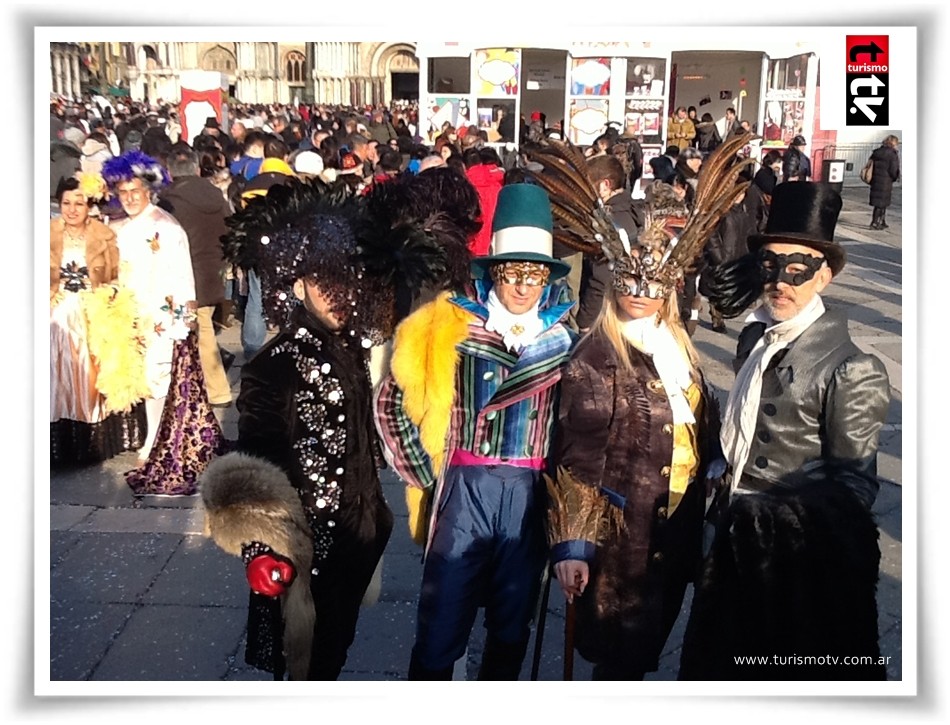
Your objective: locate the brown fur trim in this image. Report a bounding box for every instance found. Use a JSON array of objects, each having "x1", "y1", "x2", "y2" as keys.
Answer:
[{"x1": 199, "y1": 452, "x2": 315, "y2": 681}]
